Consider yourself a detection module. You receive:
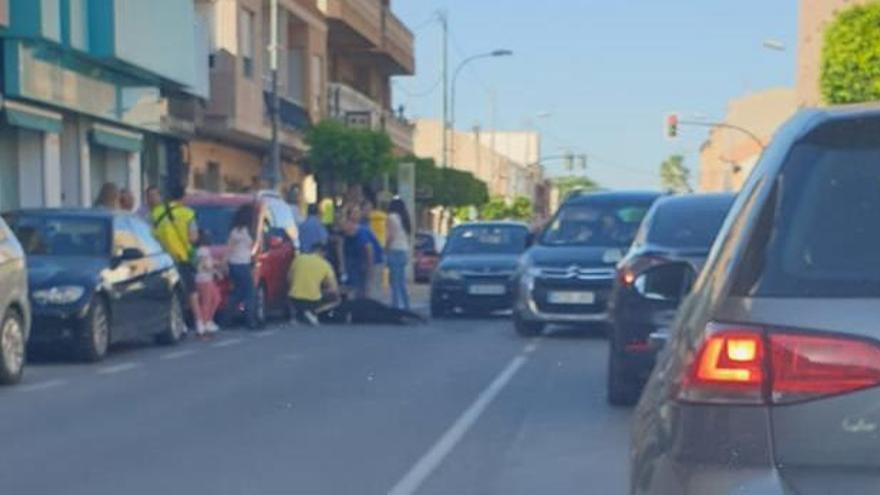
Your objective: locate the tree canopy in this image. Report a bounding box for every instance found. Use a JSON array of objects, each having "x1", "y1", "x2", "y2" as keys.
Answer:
[
  {"x1": 401, "y1": 155, "x2": 488, "y2": 208},
  {"x1": 305, "y1": 120, "x2": 394, "y2": 187},
  {"x1": 659, "y1": 154, "x2": 692, "y2": 193},
  {"x1": 480, "y1": 195, "x2": 533, "y2": 221},
  {"x1": 552, "y1": 175, "x2": 600, "y2": 202},
  {"x1": 821, "y1": 3, "x2": 880, "y2": 104}
]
